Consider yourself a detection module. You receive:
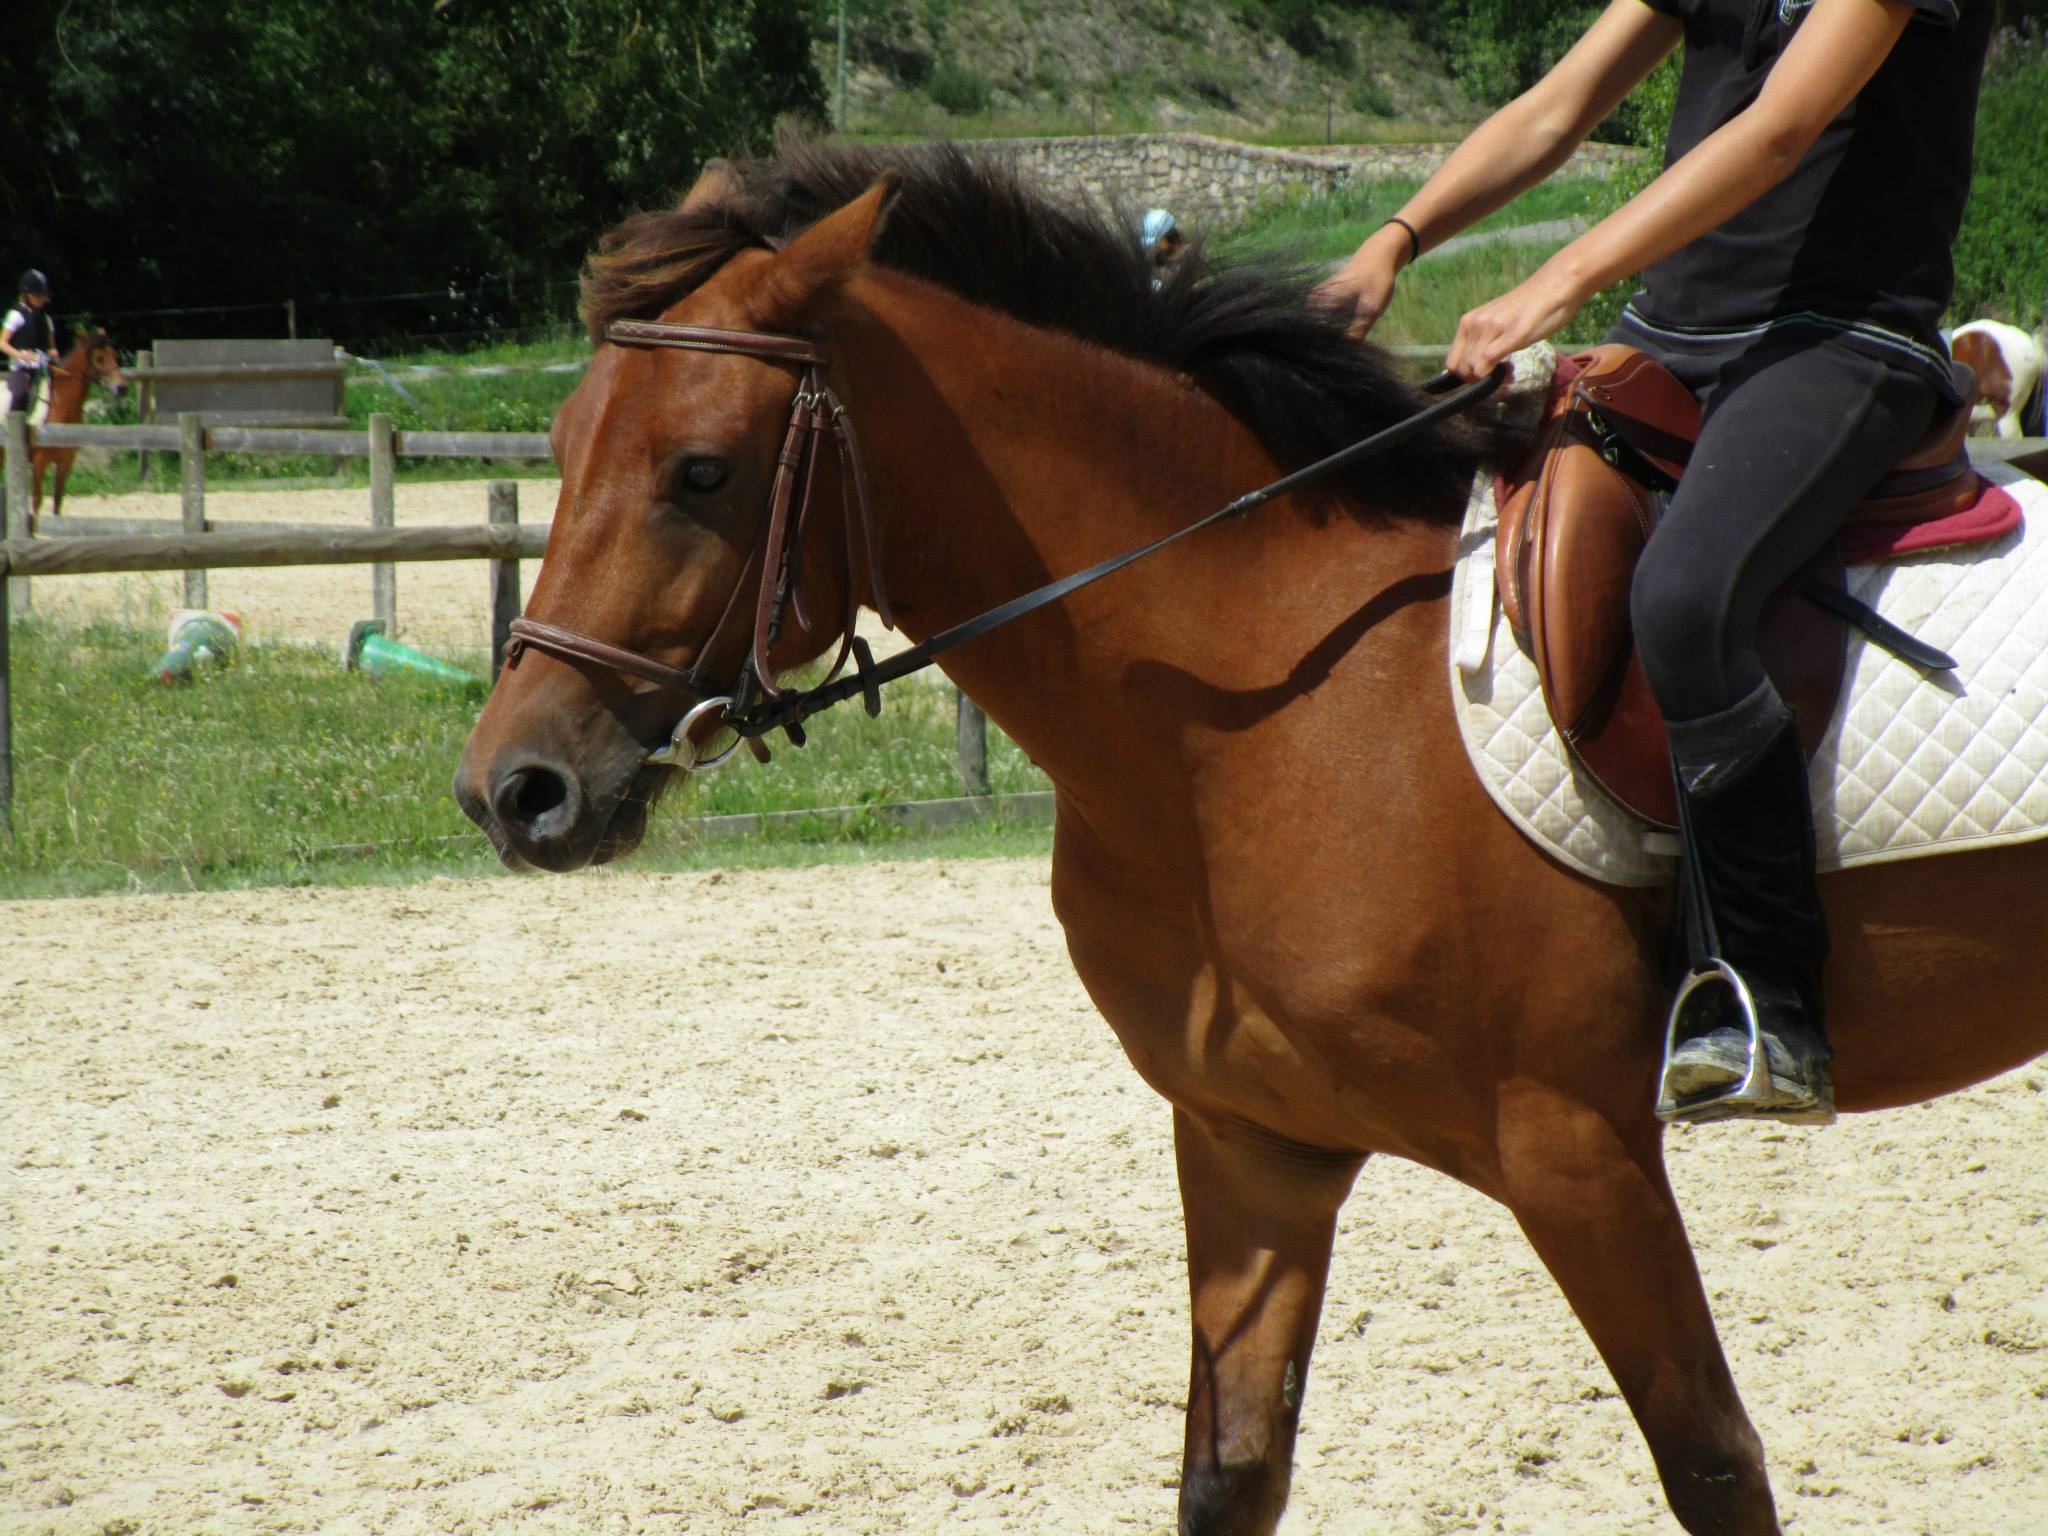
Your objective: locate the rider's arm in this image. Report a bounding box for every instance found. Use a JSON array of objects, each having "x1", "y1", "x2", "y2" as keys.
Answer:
[
  {"x1": 1446, "y1": 0, "x2": 1919, "y2": 378},
  {"x1": 1314, "y1": 0, "x2": 1682, "y2": 337},
  {"x1": 0, "y1": 316, "x2": 27, "y2": 366}
]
